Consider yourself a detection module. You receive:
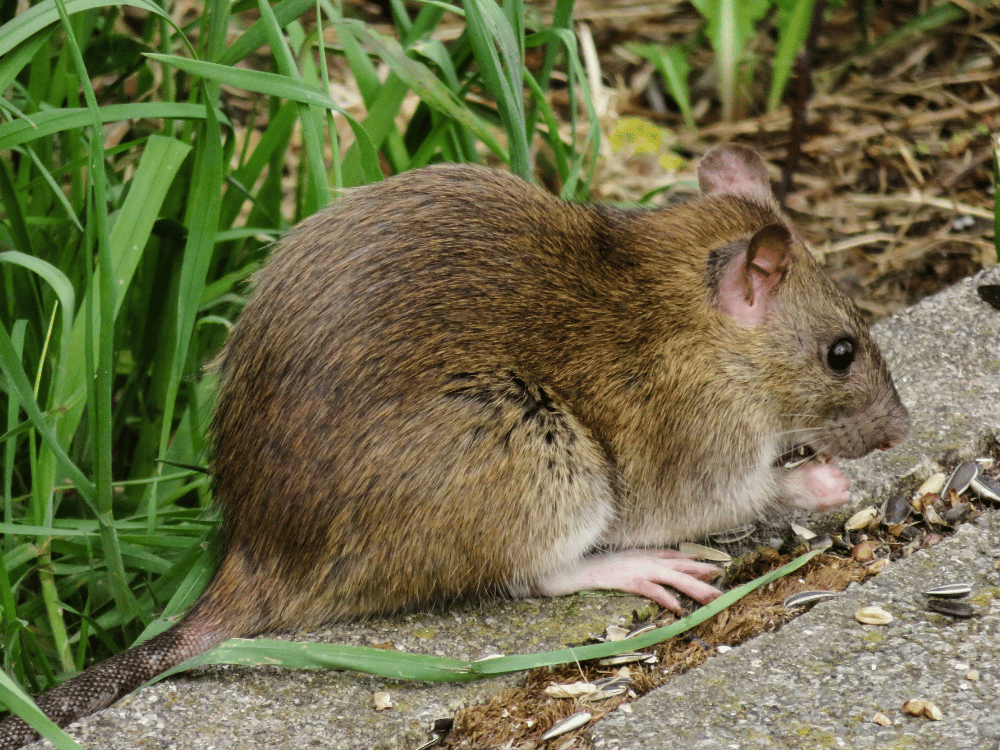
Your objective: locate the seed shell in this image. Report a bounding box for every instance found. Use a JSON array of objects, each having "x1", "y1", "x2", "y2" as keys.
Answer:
[
  {"x1": 709, "y1": 524, "x2": 755, "y2": 543},
  {"x1": 783, "y1": 590, "x2": 840, "y2": 608},
  {"x1": 544, "y1": 682, "x2": 598, "y2": 699},
  {"x1": 625, "y1": 623, "x2": 658, "y2": 638},
  {"x1": 924, "y1": 584, "x2": 972, "y2": 598},
  {"x1": 927, "y1": 599, "x2": 975, "y2": 618},
  {"x1": 583, "y1": 676, "x2": 633, "y2": 702},
  {"x1": 881, "y1": 492, "x2": 911, "y2": 525},
  {"x1": 855, "y1": 606, "x2": 893, "y2": 625},
  {"x1": 678, "y1": 542, "x2": 732, "y2": 562},
  {"x1": 970, "y1": 474, "x2": 1000, "y2": 502},
  {"x1": 942, "y1": 462, "x2": 980, "y2": 499},
  {"x1": 942, "y1": 502, "x2": 972, "y2": 525},
  {"x1": 541, "y1": 712, "x2": 592, "y2": 740},
  {"x1": 790, "y1": 522, "x2": 816, "y2": 540},
  {"x1": 597, "y1": 652, "x2": 656, "y2": 666}
]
